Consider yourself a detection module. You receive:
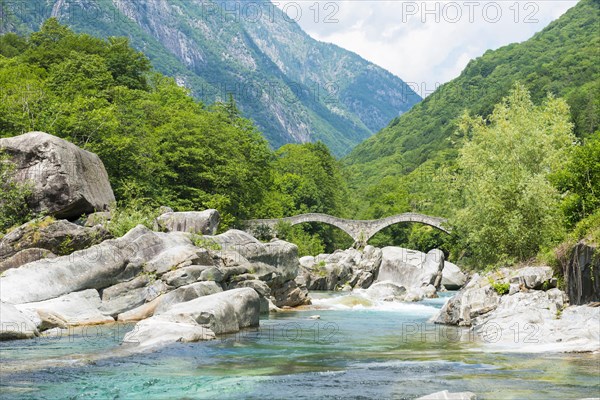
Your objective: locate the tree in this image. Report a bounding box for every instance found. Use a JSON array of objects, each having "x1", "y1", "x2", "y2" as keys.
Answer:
[
  {"x1": 258, "y1": 142, "x2": 352, "y2": 253},
  {"x1": 454, "y1": 84, "x2": 575, "y2": 266},
  {"x1": 0, "y1": 22, "x2": 273, "y2": 228},
  {"x1": 552, "y1": 131, "x2": 600, "y2": 226}
]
